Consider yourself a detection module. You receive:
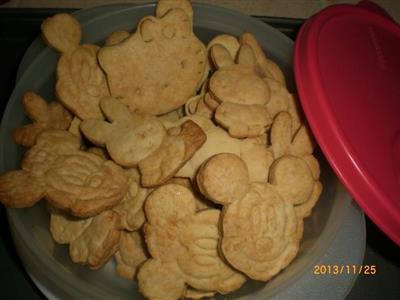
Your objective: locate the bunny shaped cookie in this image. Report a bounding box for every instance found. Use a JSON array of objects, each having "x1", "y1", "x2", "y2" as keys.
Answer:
[
  {"x1": 41, "y1": 13, "x2": 109, "y2": 119},
  {"x1": 207, "y1": 43, "x2": 273, "y2": 138}
]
